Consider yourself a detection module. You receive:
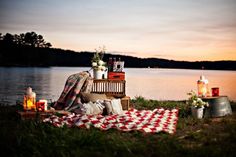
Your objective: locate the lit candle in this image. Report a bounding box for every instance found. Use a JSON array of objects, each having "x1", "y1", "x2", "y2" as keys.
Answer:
[{"x1": 23, "y1": 87, "x2": 36, "y2": 111}]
